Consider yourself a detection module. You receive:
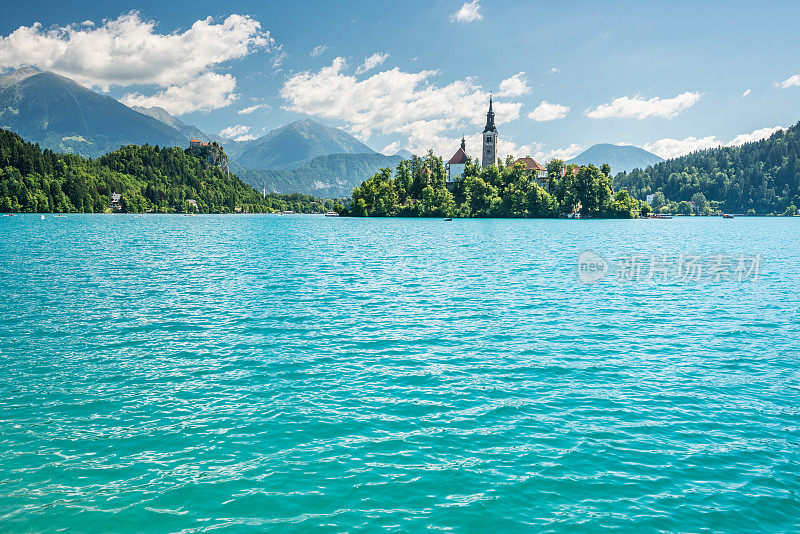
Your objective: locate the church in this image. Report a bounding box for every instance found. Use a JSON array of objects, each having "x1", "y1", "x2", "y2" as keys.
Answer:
[{"x1": 445, "y1": 96, "x2": 549, "y2": 191}]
